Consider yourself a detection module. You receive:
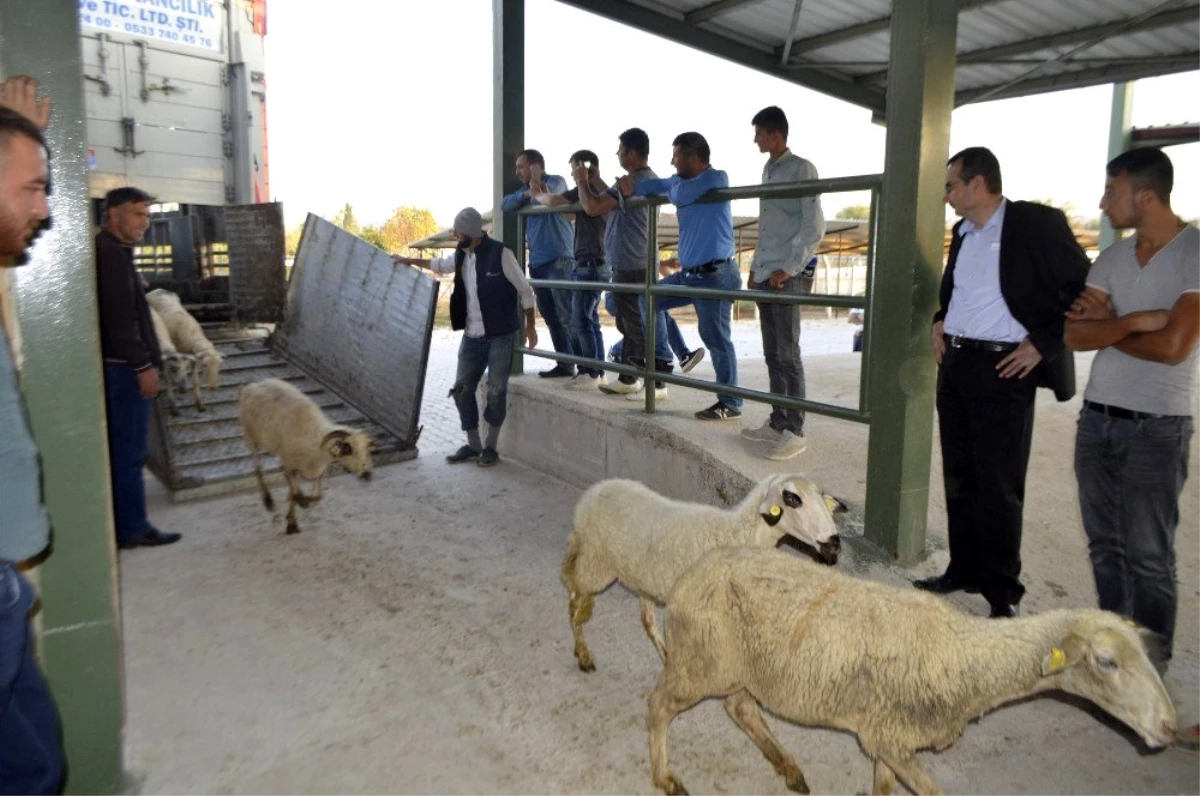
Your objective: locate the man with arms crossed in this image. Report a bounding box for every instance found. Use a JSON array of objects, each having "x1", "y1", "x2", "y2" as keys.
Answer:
[{"x1": 1065, "y1": 147, "x2": 1197, "y2": 671}]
